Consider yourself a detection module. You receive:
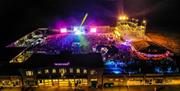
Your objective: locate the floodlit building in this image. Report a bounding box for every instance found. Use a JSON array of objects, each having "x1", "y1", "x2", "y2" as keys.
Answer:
[{"x1": 0, "y1": 53, "x2": 104, "y2": 87}]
